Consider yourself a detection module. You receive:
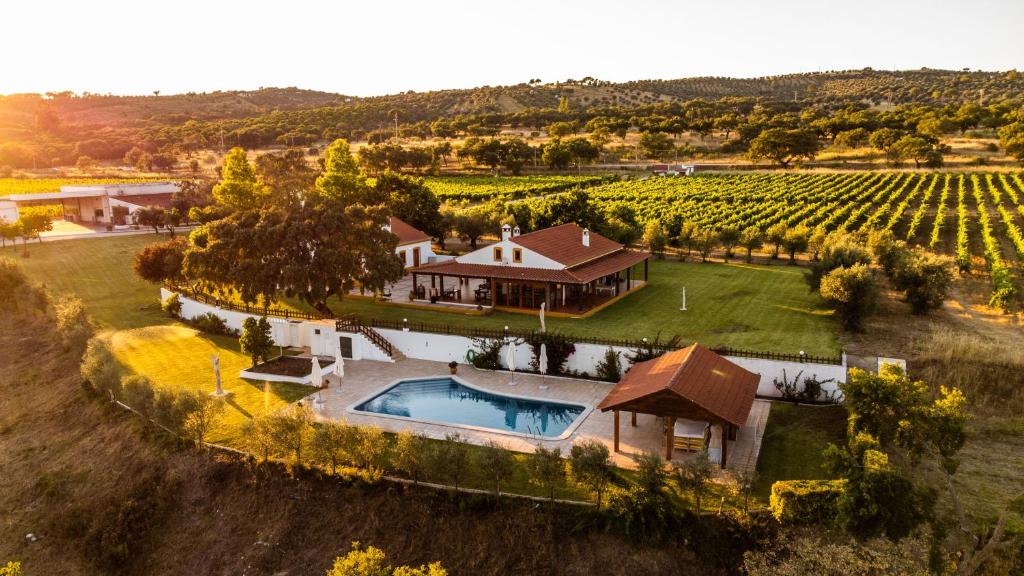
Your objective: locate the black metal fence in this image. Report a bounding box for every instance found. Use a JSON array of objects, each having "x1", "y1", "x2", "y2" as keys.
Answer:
[{"x1": 168, "y1": 286, "x2": 323, "y2": 321}]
